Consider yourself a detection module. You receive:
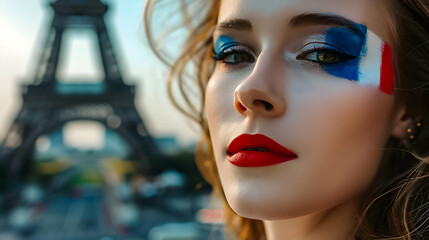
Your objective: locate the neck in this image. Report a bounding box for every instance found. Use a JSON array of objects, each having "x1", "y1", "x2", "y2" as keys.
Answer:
[{"x1": 263, "y1": 200, "x2": 359, "y2": 240}]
